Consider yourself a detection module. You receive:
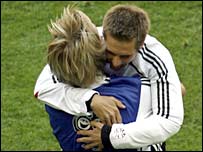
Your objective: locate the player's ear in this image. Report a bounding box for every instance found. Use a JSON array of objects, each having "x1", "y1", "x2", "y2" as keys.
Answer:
[
  {"x1": 140, "y1": 41, "x2": 145, "y2": 48},
  {"x1": 137, "y1": 40, "x2": 145, "y2": 50},
  {"x1": 141, "y1": 35, "x2": 147, "y2": 48},
  {"x1": 136, "y1": 35, "x2": 146, "y2": 50}
]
